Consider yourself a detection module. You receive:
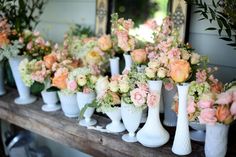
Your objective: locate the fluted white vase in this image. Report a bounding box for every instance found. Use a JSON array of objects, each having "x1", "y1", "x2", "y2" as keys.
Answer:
[
  {"x1": 77, "y1": 92, "x2": 97, "y2": 126},
  {"x1": 172, "y1": 83, "x2": 192, "y2": 155},
  {"x1": 205, "y1": 123, "x2": 229, "y2": 157},
  {"x1": 163, "y1": 86, "x2": 177, "y2": 127},
  {"x1": 121, "y1": 101, "x2": 142, "y2": 143},
  {"x1": 41, "y1": 90, "x2": 61, "y2": 112},
  {"x1": 9, "y1": 56, "x2": 36, "y2": 105},
  {"x1": 137, "y1": 80, "x2": 169, "y2": 147},
  {"x1": 105, "y1": 107, "x2": 125, "y2": 133},
  {"x1": 109, "y1": 57, "x2": 120, "y2": 76},
  {"x1": 0, "y1": 62, "x2": 6, "y2": 96},
  {"x1": 58, "y1": 92, "x2": 80, "y2": 118},
  {"x1": 123, "y1": 54, "x2": 132, "y2": 71}
]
